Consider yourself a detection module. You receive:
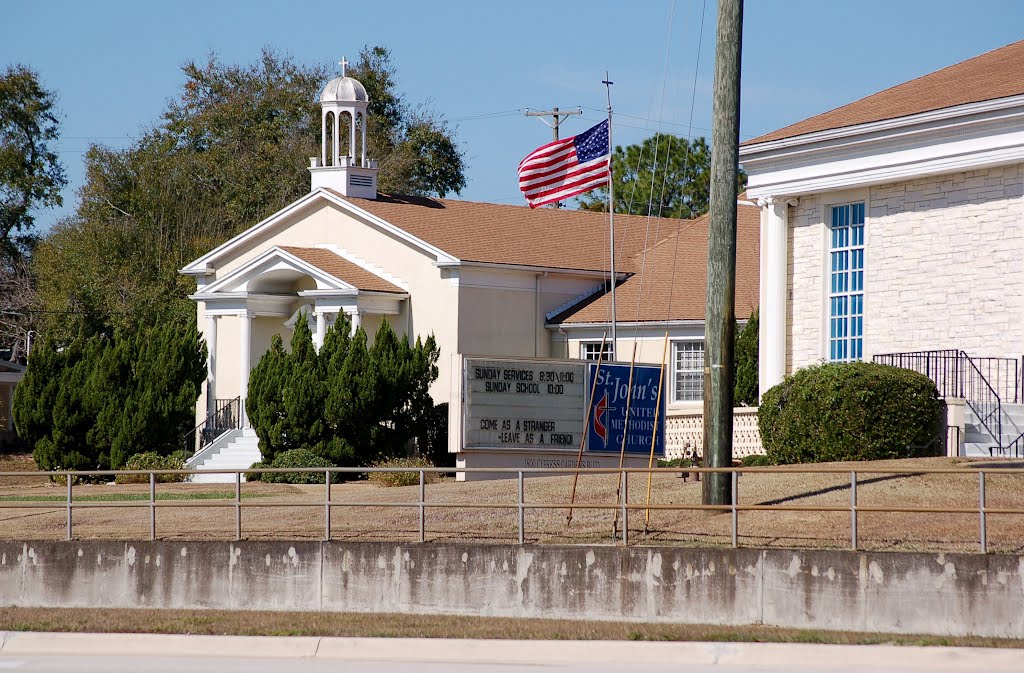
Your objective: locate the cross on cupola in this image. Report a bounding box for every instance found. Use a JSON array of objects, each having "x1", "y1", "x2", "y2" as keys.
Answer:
[{"x1": 339, "y1": 57, "x2": 348, "y2": 77}]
